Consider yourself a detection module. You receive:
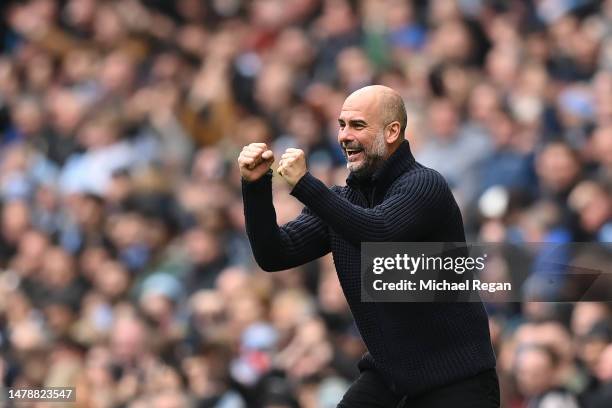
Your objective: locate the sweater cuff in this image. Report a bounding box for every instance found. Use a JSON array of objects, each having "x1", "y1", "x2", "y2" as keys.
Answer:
[
  {"x1": 241, "y1": 170, "x2": 273, "y2": 192},
  {"x1": 290, "y1": 172, "x2": 328, "y2": 205}
]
